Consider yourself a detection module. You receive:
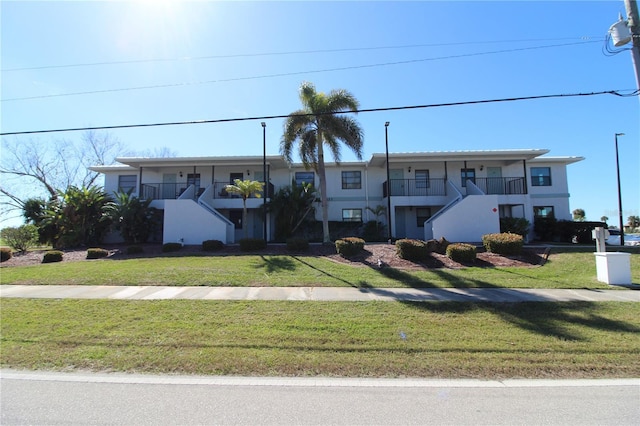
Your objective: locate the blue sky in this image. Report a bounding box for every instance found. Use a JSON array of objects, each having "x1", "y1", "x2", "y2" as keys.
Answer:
[{"x1": 1, "y1": 0, "x2": 639, "y2": 228}]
